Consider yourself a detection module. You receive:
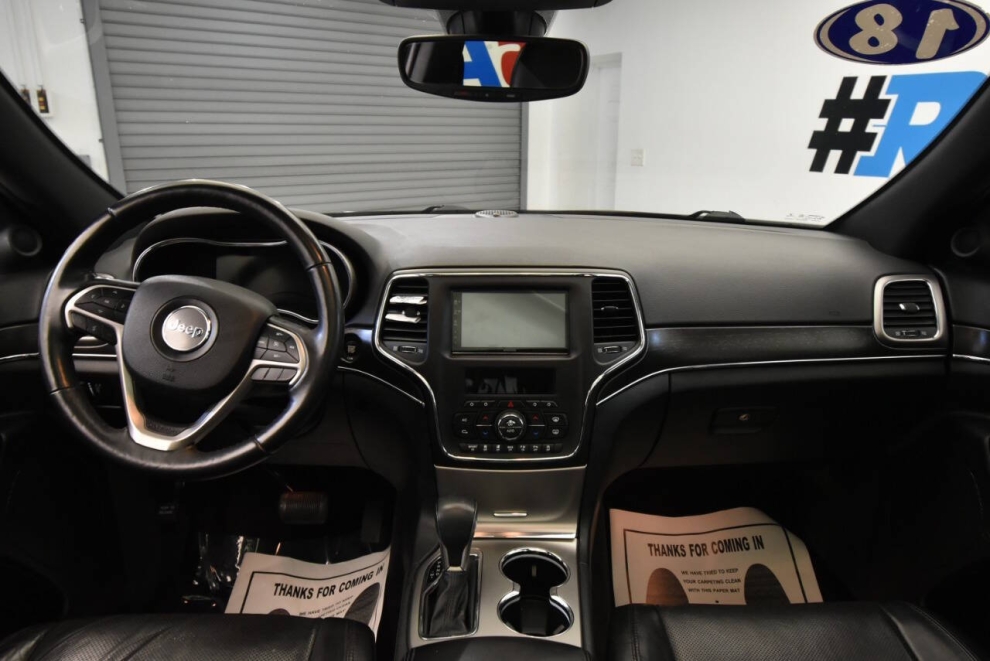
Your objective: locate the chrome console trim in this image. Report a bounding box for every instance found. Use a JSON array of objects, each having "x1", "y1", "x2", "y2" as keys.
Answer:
[
  {"x1": 409, "y1": 539, "x2": 581, "y2": 649},
  {"x1": 336, "y1": 365, "x2": 425, "y2": 407},
  {"x1": 372, "y1": 269, "x2": 646, "y2": 463}
]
